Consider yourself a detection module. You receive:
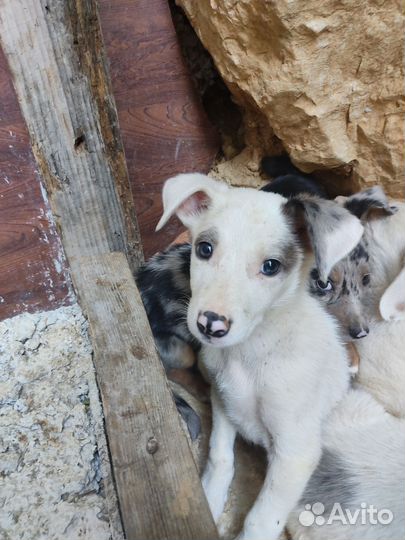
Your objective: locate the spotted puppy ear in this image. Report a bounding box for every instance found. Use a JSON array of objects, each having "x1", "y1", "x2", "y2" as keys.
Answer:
[
  {"x1": 336, "y1": 186, "x2": 397, "y2": 221},
  {"x1": 380, "y1": 265, "x2": 405, "y2": 321},
  {"x1": 156, "y1": 173, "x2": 228, "y2": 231},
  {"x1": 285, "y1": 195, "x2": 364, "y2": 284}
]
